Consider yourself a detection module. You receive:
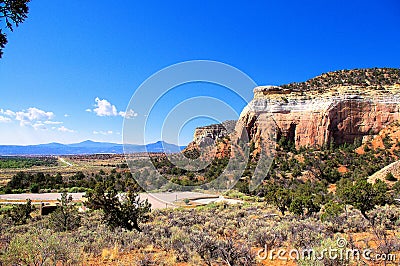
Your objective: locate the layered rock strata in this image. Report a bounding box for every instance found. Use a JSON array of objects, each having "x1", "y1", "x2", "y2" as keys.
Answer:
[
  {"x1": 239, "y1": 84, "x2": 400, "y2": 148},
  {"x1": 193, "y1": 120, "x2": 236, "y2": 147}
]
